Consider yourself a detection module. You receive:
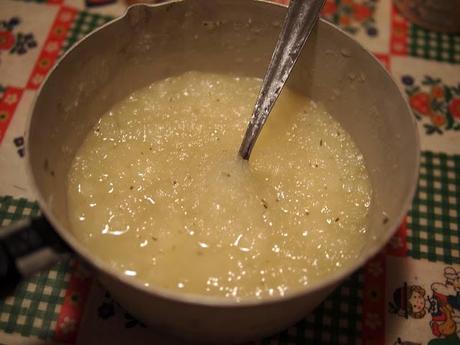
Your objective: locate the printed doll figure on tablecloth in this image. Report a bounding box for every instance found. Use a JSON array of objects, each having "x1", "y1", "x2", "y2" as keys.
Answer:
[
  {"x1": 389, "y1": 267, "x2": 460, "y2": 345},
  {"x1": 427, "y1": 305, "x2": 459, "y2": 345},
  {"x1": 437, "y1": 267, "x2": 460, "y2": 314},
  {"x1": 388, "y1": 282, "x2": 427, "y2": 319}
]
